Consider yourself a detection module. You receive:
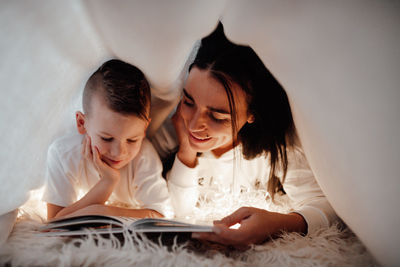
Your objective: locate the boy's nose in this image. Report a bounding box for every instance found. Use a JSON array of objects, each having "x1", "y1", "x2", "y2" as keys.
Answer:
[{"x1": 110, "y1": 142, "x2": 126, "y2": 158}]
